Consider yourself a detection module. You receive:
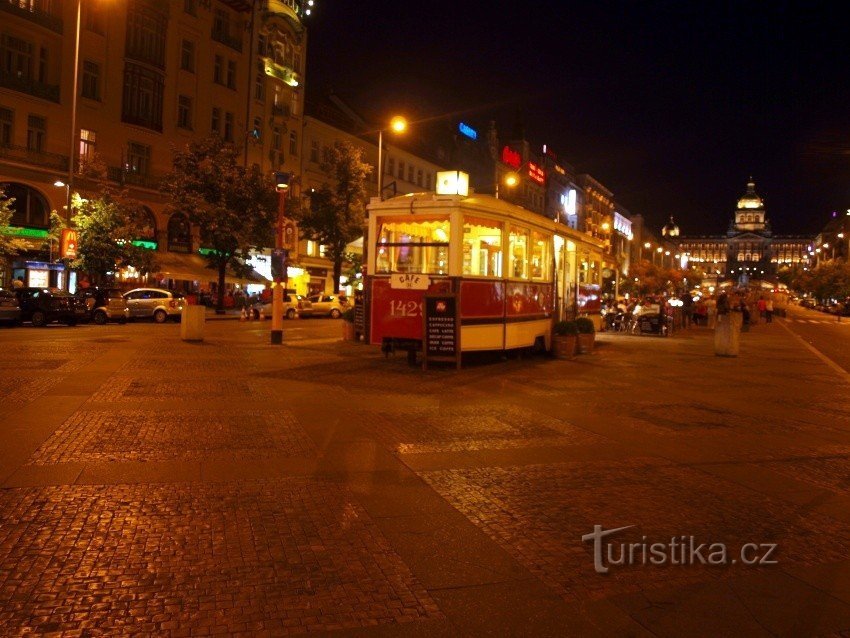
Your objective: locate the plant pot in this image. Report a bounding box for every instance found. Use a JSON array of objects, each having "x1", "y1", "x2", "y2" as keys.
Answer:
[
  {"x1": 577, "y1": 333, "x2": 595, "y2": 354},
  {"x1": 552, "y1": 334, "x2": 577, "y2": 359},
  {"x1": 342, "y1": 321, "x2": 356, "y2": 341}
]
